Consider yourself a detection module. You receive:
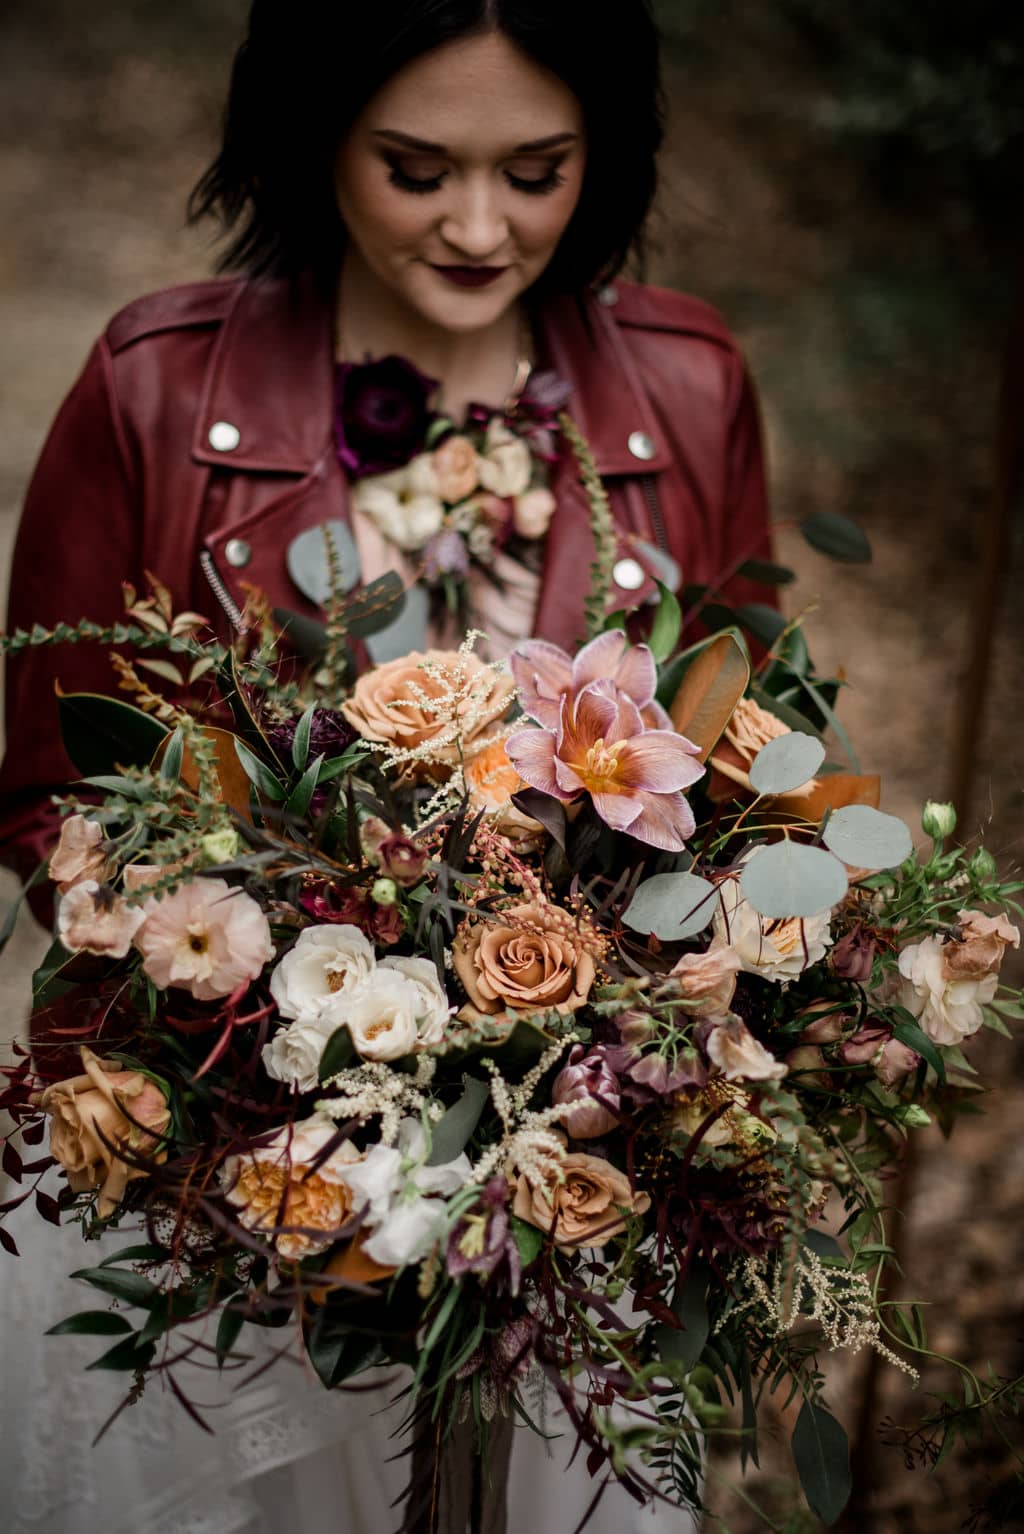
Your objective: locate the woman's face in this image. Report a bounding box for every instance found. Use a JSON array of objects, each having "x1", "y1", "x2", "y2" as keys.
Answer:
[{"x1": 335, "y1": 30, "x2": 586, "y2": 334}]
